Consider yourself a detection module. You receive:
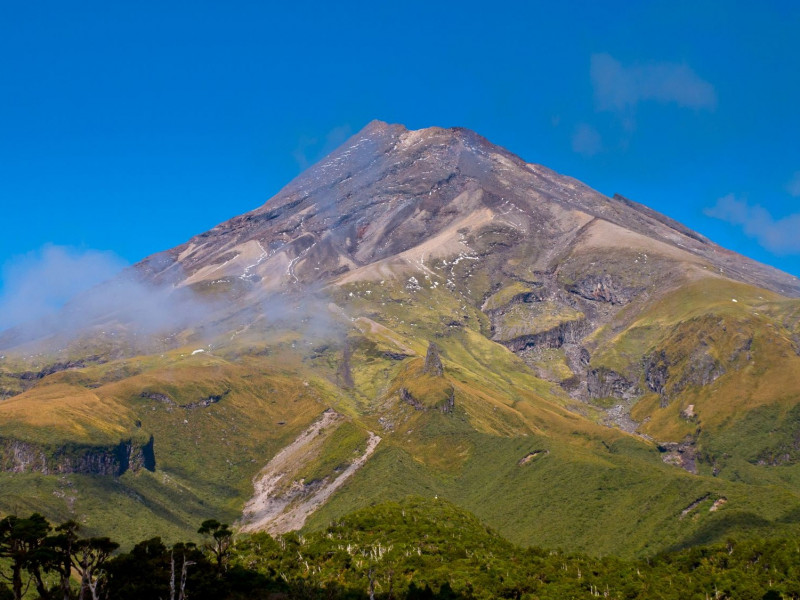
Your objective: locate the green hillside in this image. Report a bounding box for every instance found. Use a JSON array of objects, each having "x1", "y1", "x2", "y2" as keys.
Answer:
[{"x1": 3, "y1": 274, "x2": 800, "y2": 557}]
